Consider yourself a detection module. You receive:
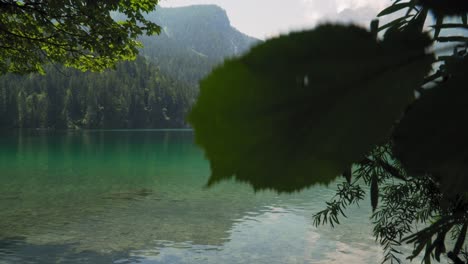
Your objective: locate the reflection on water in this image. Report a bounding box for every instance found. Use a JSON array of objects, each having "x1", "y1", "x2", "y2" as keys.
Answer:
[{"x1": 0, "y1": 130, "x2": 383, "y2": 263}]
